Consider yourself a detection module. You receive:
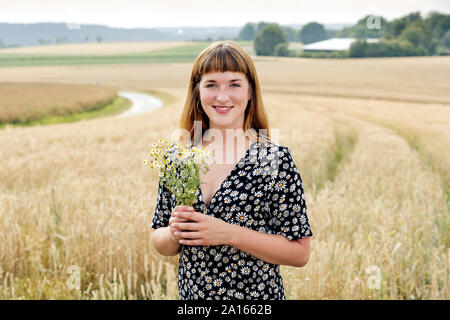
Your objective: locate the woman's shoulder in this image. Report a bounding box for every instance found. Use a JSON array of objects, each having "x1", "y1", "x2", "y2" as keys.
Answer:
[
  {"x1": 254, "y1": 139, "x2": 289, "y2": 154},
  {"x1": 249, "y1": 140, "x2": 293, "y2": 168}
]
